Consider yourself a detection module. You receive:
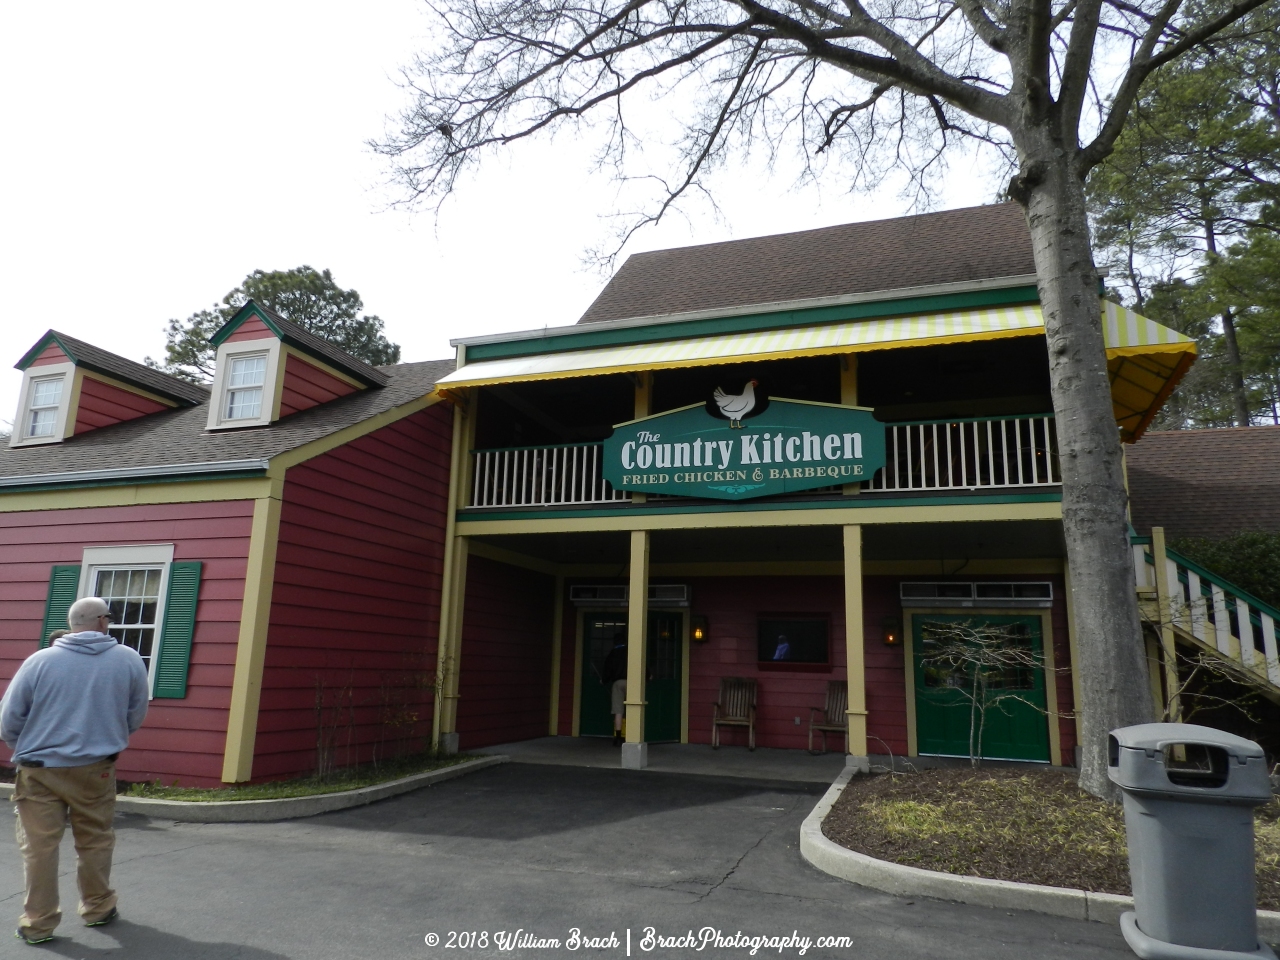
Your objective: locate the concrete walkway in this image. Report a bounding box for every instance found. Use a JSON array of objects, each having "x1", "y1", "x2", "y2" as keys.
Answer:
[
  {"x1": 0, "y1": 762, "x2": 1133, "y2": 959},
  {"x1": 474, "y1": 736, "x2": 849, "y2": 782}
]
